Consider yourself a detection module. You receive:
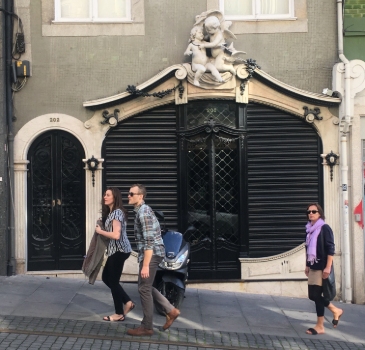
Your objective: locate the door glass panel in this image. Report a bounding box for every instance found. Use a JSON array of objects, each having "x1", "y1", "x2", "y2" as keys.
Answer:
[
  {"x1": 187, "y1": 102, "x2": 236, "y2": 129},
  {"x1": 215, "y1": 135, "x2": 239, "y2": 245},
  {"x1": 59, "y1": 136, "x2": 84, "y2": 262},
  {"x1": 186, "y1": 135, "x2": 210, "y2": 246},
  {"x1": 30, "y1": 136, "x2": 54, "y2": 258}
]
